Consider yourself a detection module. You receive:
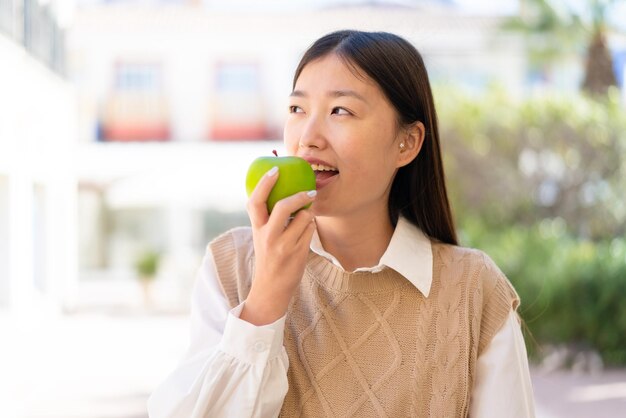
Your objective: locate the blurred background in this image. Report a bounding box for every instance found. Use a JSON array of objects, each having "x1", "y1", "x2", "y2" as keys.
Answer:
[{"x1": 1, "y1": 0, "x2": 625, "y2": 417}]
